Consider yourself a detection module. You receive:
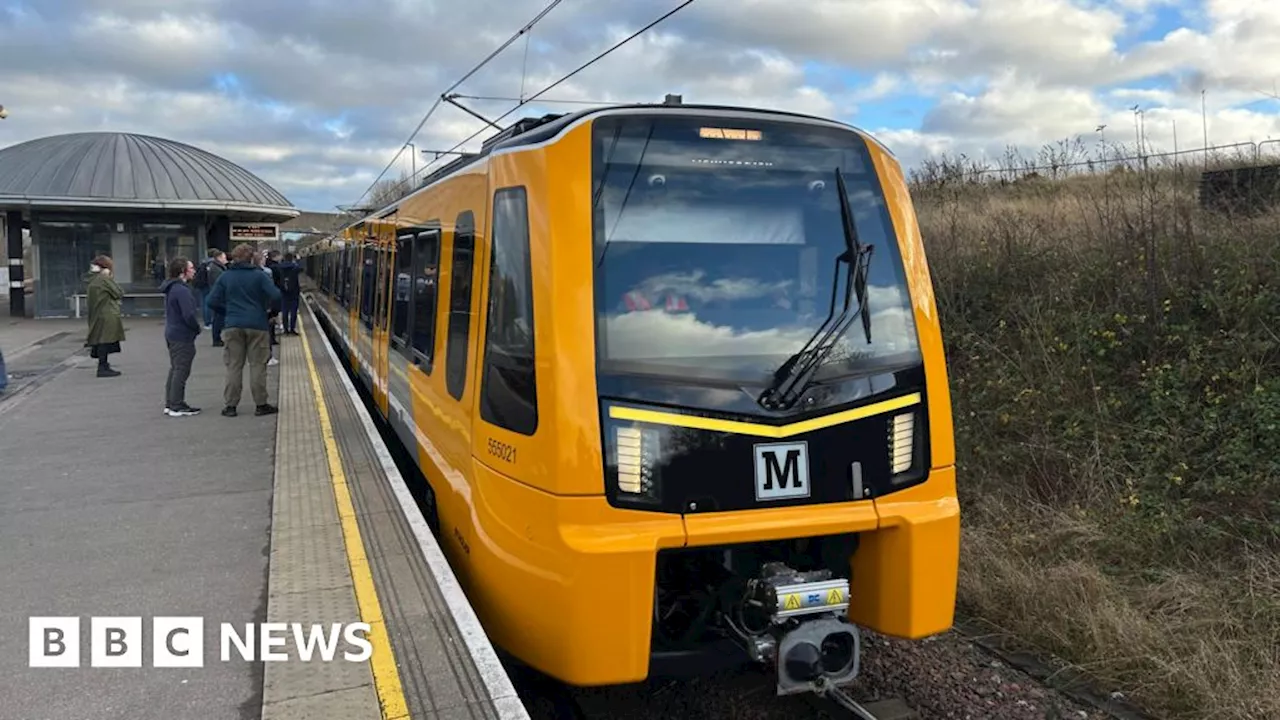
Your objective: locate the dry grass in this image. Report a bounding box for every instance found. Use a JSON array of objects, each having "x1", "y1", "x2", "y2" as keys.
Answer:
[
  {"x1": 915, "y1": 141, "x2": 1280, "y2": 719},
  {"x1": 958, "y1": 502, "x2": 1280, "y2": 719}
]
